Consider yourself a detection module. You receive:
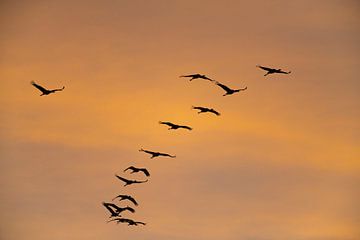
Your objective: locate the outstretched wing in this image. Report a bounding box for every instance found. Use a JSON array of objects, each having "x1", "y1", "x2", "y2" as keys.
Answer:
[
  {"x1": 53, "y1": 86, "x2": 65, "y2": 92},
  {"x1": 256, "y1": 65, "x2": 274, "y2": 71},
  {"x1": 112, "y1": 194, "x2": 124, "y2": 201},
  {"x1": 159, "y1": 152, "x2": 176, "y2": 158},
  {"x1": 31, "y1": 81, "x2": 48, "y2": 93},
  {"x1": 139, "y1": 148, "x2": 155, "y2": 155},
  {"x1": 124, "y1": 206, "x2": 136, "y2": 213},
  {"x1": 209, "y1": 109, "x2": 220, "y2": 116},
  {"x1": 277, "y1": 69, "x2": 291, "y2": 74},
  {"x1": 106, "y1": 202, "x2": 123, "y2": 211},
  {"x1": 180, "y1": 125, "x2": 192, "y2": 131},
  {"x1": 124, "y1": 166, "x2": 136, "y2": 172},
  {"x1": 159, "y1": 121, "x2": 176, "y2": 127},
  {"x1": 141, "y1": 168, "x2": 150, "y2": 177},
  {"x1": 134, "y1": 221, "x2": 146, "y2": 225},
  {"x1": 134, "y1": 179, "x2": 148, "y2": 184},
  {"x1": 108, "y1": 218, "x2": 130, "y2": 223},
  {"x1": 125, "y1": 195, "x2": 139, "y2": 206},
  {"x1": 201, "y1": 75, "x2": 214, "y2": 81},
  {"x1": 192, "y1": 106, "x2": 209, "y2": 111},
  {"x1": 215, "y1": 81, "x2": 232, "y2": 92},
  {"x1": 107, "y1": 218, "x2": 120, "y2": 223},
  {"x1": 115, "y1": 174, "x2": 130, "y2": 184},
  {"x1": 102, "y1": 202, "x2": 120, "y2": 217},
  {"x1": 180, "y1": 74, "x2": 198, "y2": 78},
  {"x1": 119, "y1": 218, "x2": 133, "y2": 224}
]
